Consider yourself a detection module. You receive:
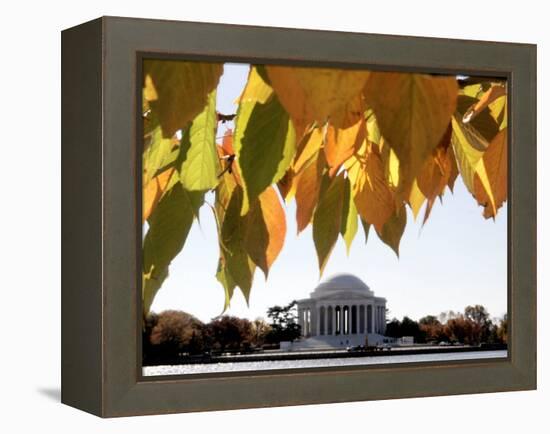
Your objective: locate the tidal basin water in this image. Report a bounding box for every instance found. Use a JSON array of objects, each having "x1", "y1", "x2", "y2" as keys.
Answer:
[{"x1": 143, "y1": 350, "x2": 507, "y2": 376}]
